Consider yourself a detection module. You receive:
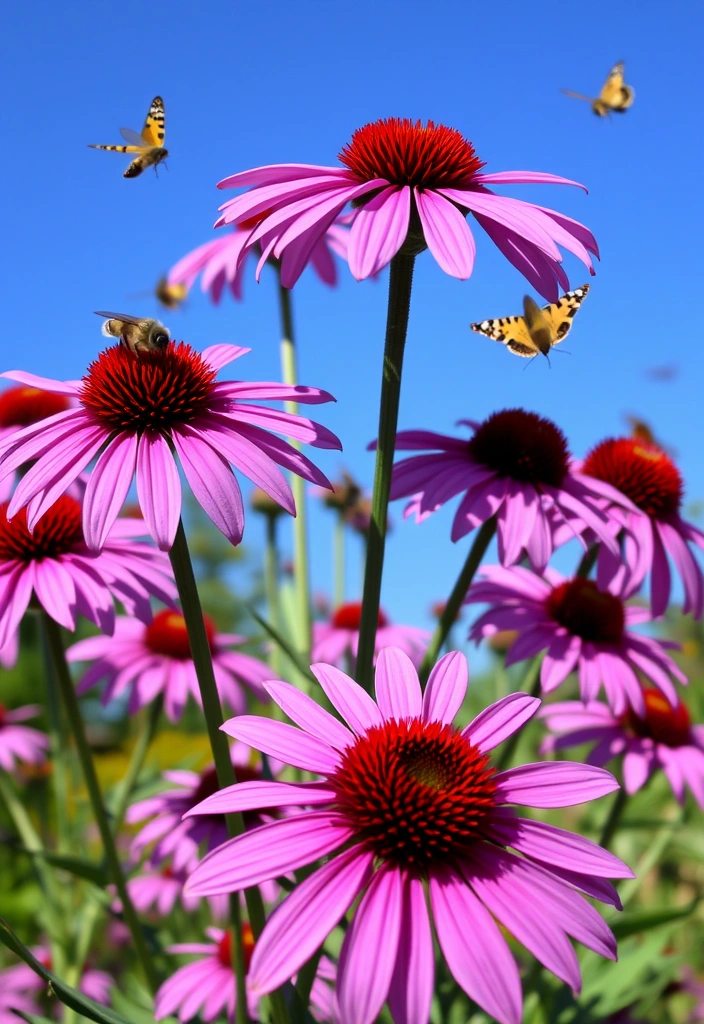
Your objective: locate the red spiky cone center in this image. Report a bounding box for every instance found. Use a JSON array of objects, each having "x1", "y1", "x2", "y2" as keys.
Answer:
[
  {"x1": 467, "y1": 409, "x2": 570, "y2": 487},
  {"x1": 582, "y1": 438, "x2": 683, "y2": 519},
  {"x1": 546, "y1": 578, "x2": 625, "y2": 644},
  {"x1": 79, "y1": 343, "x2": 217, "y2": 432},
  {"x1": 331, "y1": 719, "x2": 496, "y2": 868},
  {"x1": 217, "y1": 924, "x2": 255, "y2": 971},
  {"x1": 332, "y1": 602, "x2": 388, "y2": 630},
  {"x1": 0, "y1": 386, "x2": 70, "y2": 428},
  {"x1": 623, "y1": 689, "x2": 692, "y2": 747},
  {"x1": 144, "y1": 609, "x2": 216, "y2": 660},
  {"x1": 339, "y1": 118, "x2": 485, "y2": 189},
  {"x1": 0, "y1": 497, "x2": 84, "y2": 563}
]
